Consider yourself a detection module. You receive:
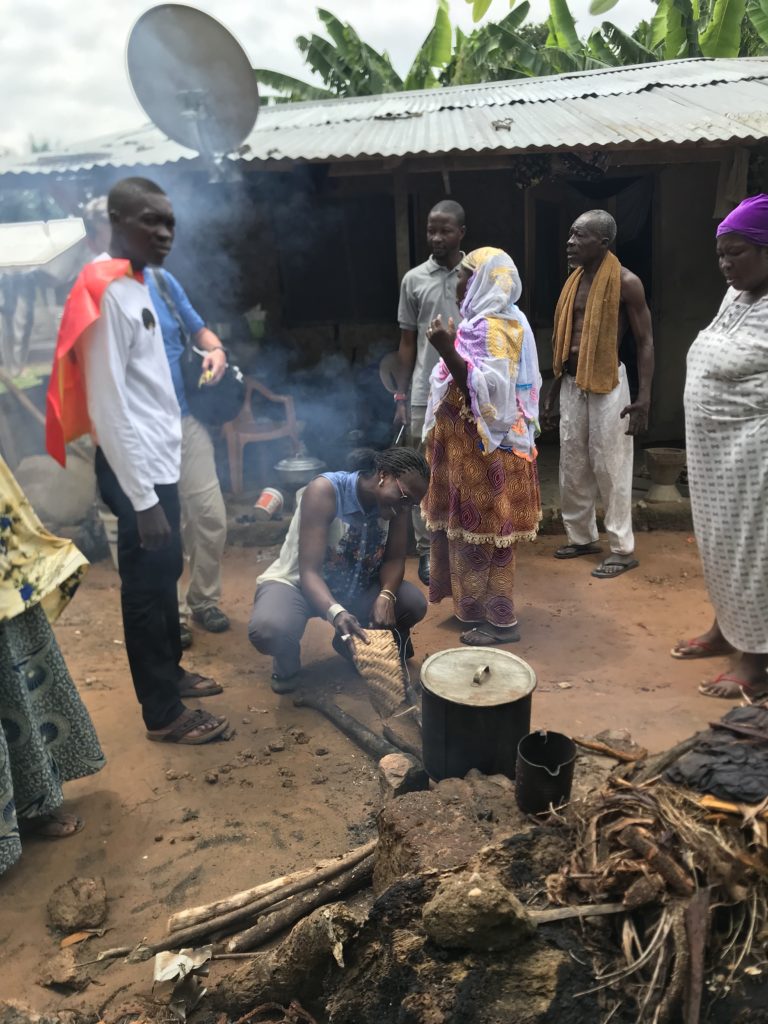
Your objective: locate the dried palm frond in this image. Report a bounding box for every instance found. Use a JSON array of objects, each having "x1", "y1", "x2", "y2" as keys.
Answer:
[{"x1": 559, "y1": 781, "x2": 768, "y2": 1023}]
